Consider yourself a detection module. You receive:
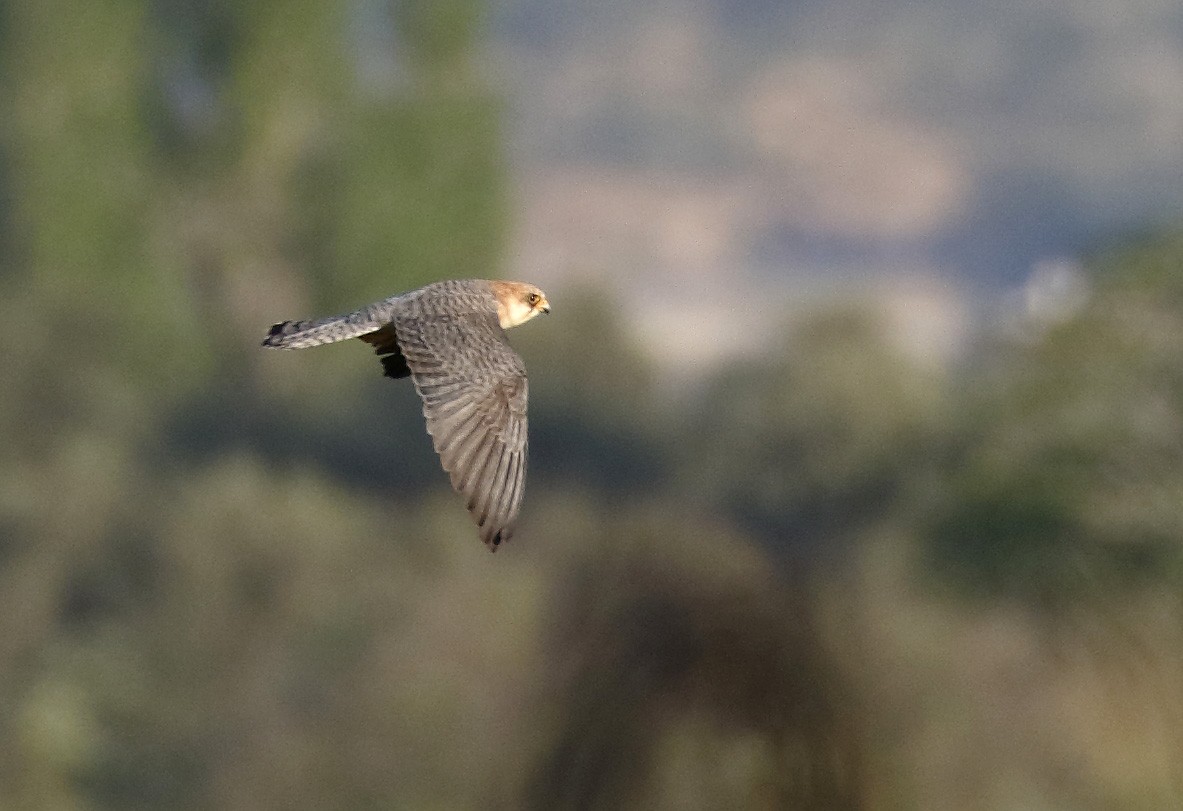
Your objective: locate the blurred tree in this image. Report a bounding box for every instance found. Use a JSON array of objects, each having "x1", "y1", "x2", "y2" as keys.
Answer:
[
  {"x1": 924, "y1": 229, "x2": 1183, "y2": 602},
  {"x1": 517, "y1": 507, "x2": 864, "y2": 810},
  {"x1": 0, "y1": 0, "x2": 205, "y2": 388},
  {"x1": 333, "y1": 0, "x2": 506, "y2": 306},
  {"x1": 0, "y1": 0, "x2": 505, "y2": 398},
  {"x1": 512, "y1": 286, "x2": 670, "y2": 494},
  {"x1": 0, "y1": 0, "x2": 514, "y2": 808},
  {"x1": 682, "y1": 305, "x2": 950, "y2": 561},
  {"x1": 143, "y1": 0, "x2": 506, "y2": 383},
  {"x1": 913, "y1": 228, "x2": 1183, "y2": 806}
]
